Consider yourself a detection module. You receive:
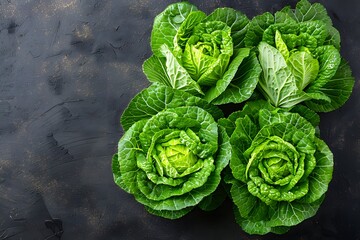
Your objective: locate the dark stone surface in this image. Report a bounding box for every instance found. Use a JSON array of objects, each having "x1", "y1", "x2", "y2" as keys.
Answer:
[{"x1": 0, "y1": 0, "x2": 359, "y2": 239}]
